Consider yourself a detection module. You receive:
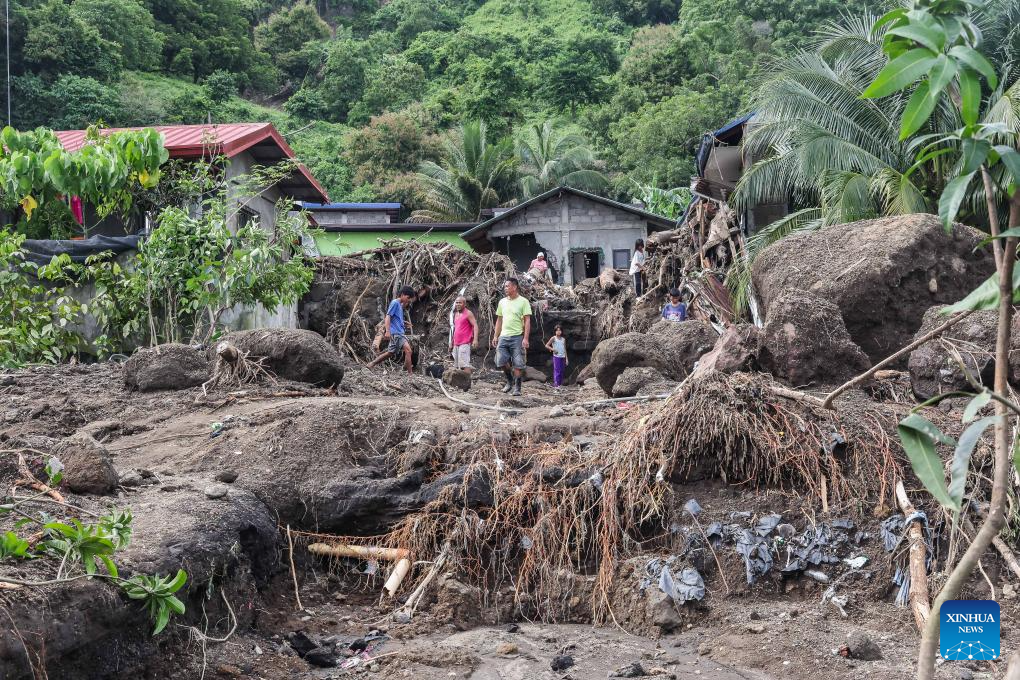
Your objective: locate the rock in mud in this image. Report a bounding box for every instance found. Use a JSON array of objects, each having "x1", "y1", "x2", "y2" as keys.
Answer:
[
  {"x1": 752, "y1": 213, "x2": 994, "y2": 362},
  {"x1": 612, "y1": 367, "x2": 666, "y2": 398},
  {"x1": 550, "y1": 654, "x2": 575, "y2": 671},
  {"x1": 611, "y1": 661, "x2": 647, "y2": 677},
  {"x1": 443, "y1": 368, "x2": 472, "y2": 391},
  {"x1": 907, "y1": 305, "x2": 1020, "y2": 400},
  {"x1": 846, "y1": 630, "x2": 883, "y2": 660},
  {"x1": 695, "y1": 324, "x2": 761, "y2": 375},
  {"x1": 216, "y1": 328, "x2": 345, "y2": 386},
  {"x1": 646, "y1": 589, "x2": 682, "y2": 633},
  {"x1": 123, "y1": 343, "x2": 209, "y2": 392},
  {"x1": 589, "y1": 320, "x2": 716, "y2": 394},
  {"x1": 303, "y1": 646, "x2": 339, "y2": 668},
  {"x1": 523, "y1": 366, "x2": 548, "y2": 382},
  {"x1": 53, "y1": 432, "x2": 118, "y2": 494},
  {"x1": 204, "y1": 483, "x2": 230, "y2": 499},
  {"x1": 215, "y1": 469, "x2": 239, "y2": 483},
  {"x1": 758, "y1": 289, "x2": 870, "y2": 387}
]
